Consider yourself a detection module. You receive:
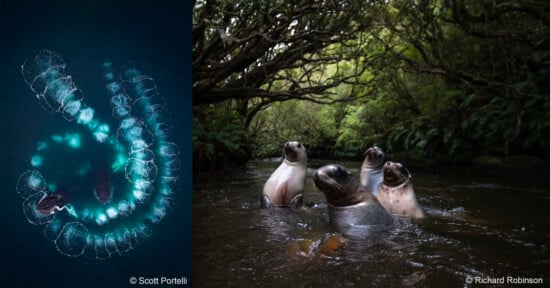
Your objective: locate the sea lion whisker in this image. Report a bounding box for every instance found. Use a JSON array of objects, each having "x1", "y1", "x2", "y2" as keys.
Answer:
[{"x1": 328, "y1": 182, "x2": 344, "y2": 193}]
